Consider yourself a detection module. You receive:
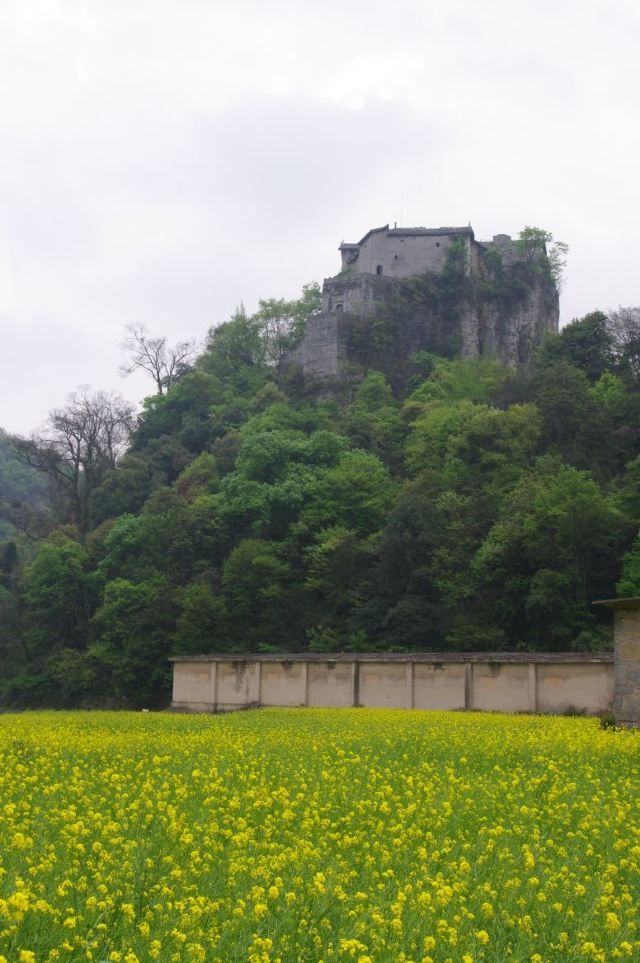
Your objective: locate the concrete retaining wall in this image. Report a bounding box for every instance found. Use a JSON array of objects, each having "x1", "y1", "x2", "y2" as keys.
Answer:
[{"x1": 170, "y1": 653, "x2": 614, "y2": 715}]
